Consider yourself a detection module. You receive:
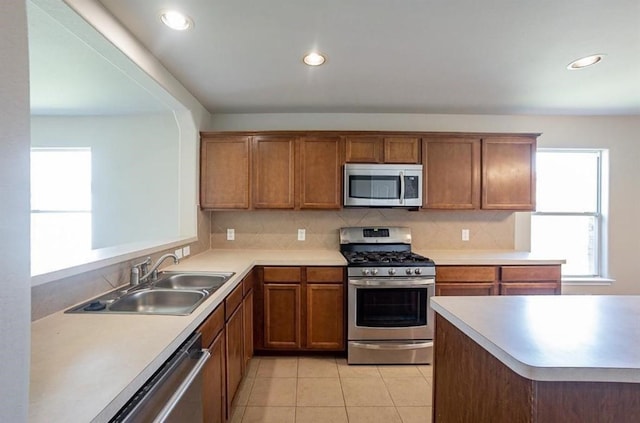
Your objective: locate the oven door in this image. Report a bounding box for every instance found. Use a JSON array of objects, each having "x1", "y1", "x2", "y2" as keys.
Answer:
[{"x1": 348, "y1": 277, "x2": 434, "y2": 341}]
